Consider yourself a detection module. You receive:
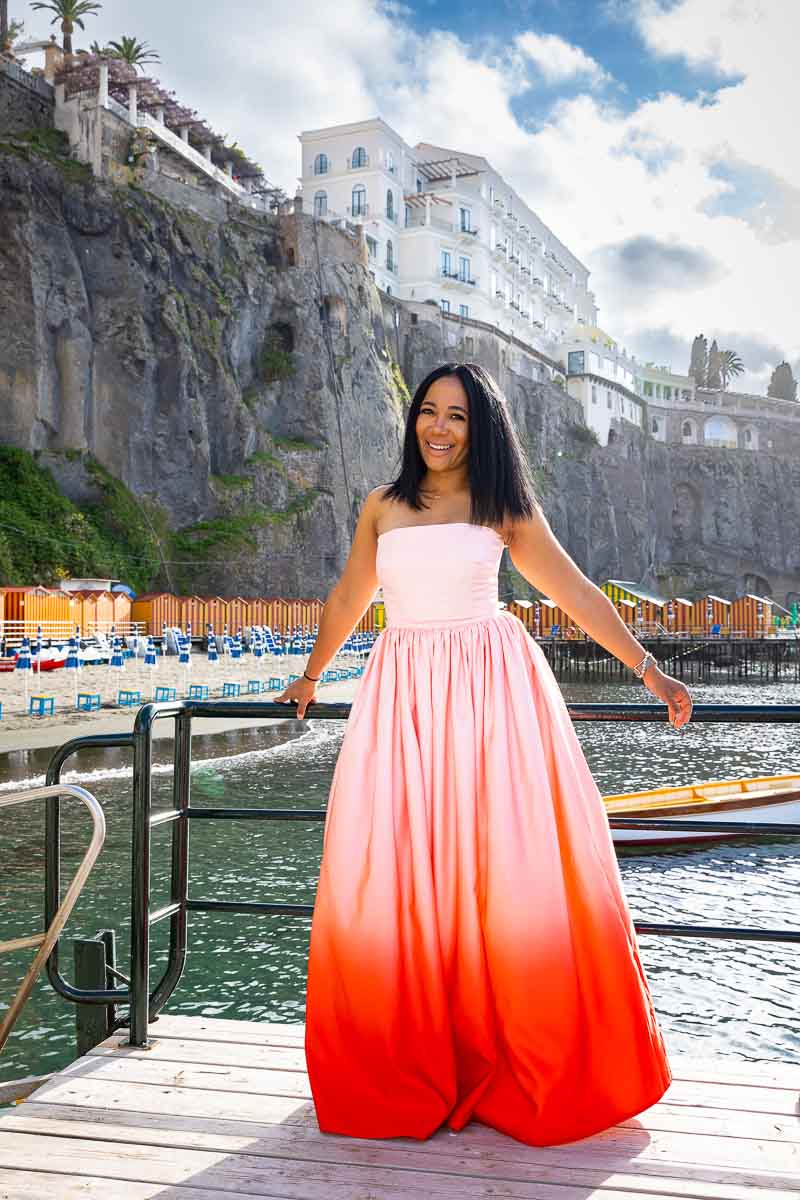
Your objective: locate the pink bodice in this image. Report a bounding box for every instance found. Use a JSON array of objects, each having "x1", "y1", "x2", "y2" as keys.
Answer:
[{"x1": 376, "y1": 522, "x2": 505, "y2": 628}]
